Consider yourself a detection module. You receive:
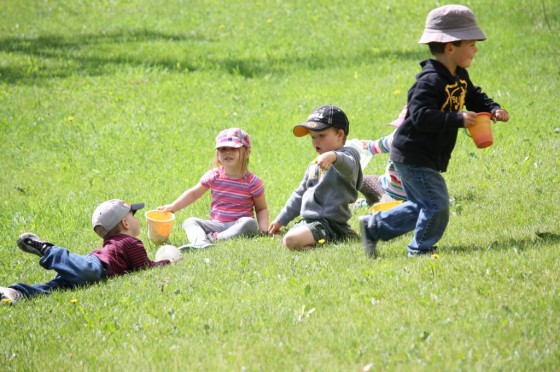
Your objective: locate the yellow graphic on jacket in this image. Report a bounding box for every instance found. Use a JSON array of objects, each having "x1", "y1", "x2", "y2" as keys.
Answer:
[{"x1": 441, "y1": 79, "x2": 467, "y2": 112}]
